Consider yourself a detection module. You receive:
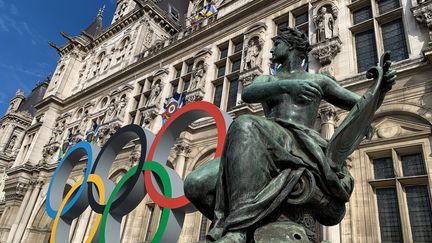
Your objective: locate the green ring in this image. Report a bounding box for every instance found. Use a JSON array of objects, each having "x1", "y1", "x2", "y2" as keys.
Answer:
[{"x1": 99, "y1": 161, "x2": 172, "y2": 243}]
